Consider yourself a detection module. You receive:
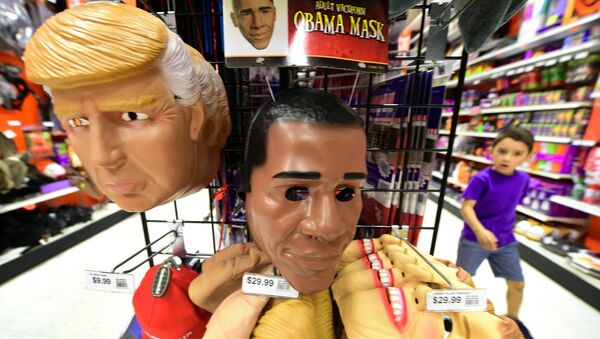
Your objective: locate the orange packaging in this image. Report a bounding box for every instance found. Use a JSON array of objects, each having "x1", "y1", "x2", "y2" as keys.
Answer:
[
  {"x1": 563, "y1": 0, "x2": 600, "y2": 25},
  {"x1": 583, "y1": 100, "x2": 600, "y2": 142},
  {"x1": 584, "y1": 216, "x2": 600, "y2": 252}
]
